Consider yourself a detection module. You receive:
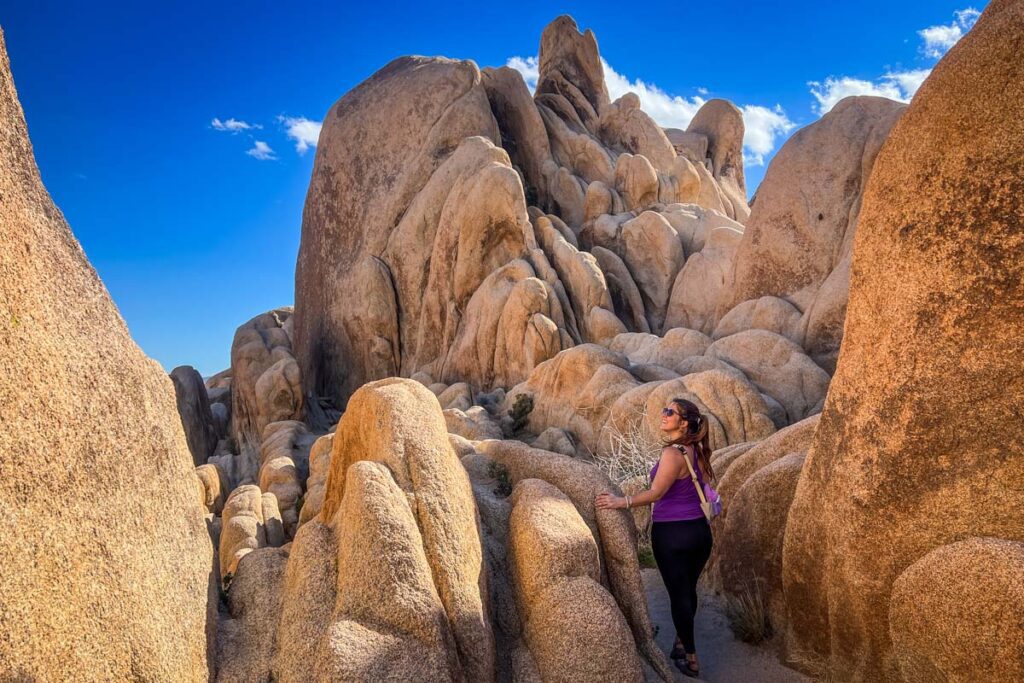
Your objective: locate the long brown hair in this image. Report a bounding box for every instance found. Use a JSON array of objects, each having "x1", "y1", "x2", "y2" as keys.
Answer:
[{"x1": 667, "y1": 398, "x2": 715, "y2": 482}]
